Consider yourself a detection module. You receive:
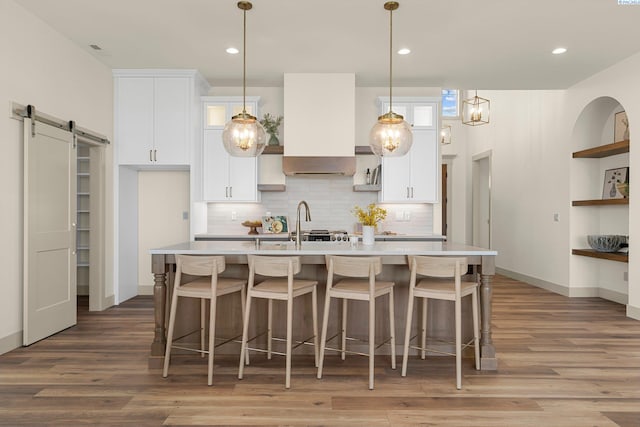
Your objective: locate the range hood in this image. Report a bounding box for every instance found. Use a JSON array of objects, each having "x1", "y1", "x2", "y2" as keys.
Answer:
[
  {"x1": 282, "y1": 156, "x2": 356, "y2": 176},
  {"x1": 282, "y1": 73, "x2": 356, "y2": 176}
]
